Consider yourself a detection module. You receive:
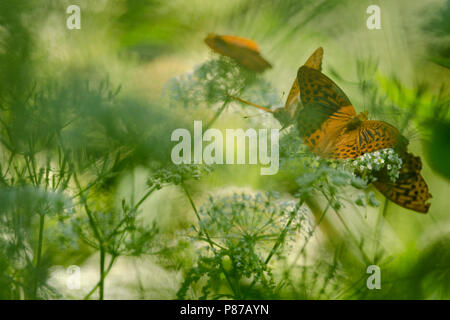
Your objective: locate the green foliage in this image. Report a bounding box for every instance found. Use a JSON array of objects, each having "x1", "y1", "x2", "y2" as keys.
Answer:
[
  {"x1": 0, "y1": 0, "x2": 449, "y2": 301},
  {"x1": 177, "y1": 192, "x2": 310, "y2": 299}
]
